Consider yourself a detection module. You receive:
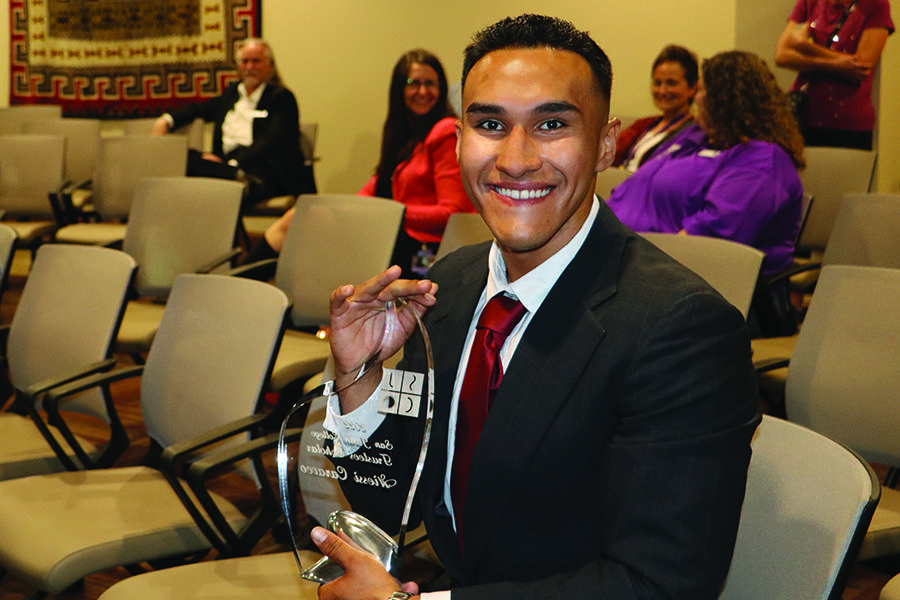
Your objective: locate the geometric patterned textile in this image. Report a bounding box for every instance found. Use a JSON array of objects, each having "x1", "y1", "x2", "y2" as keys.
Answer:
[{"x1": 10, "y1": 0, "x2": 259, "y2": 118}]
